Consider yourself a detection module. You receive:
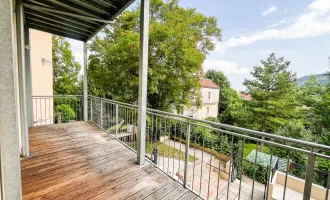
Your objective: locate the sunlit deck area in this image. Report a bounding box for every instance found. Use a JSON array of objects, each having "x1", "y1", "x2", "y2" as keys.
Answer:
[{"x1": 21, "y1": 121, "x2": 199, "y2": 200}]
